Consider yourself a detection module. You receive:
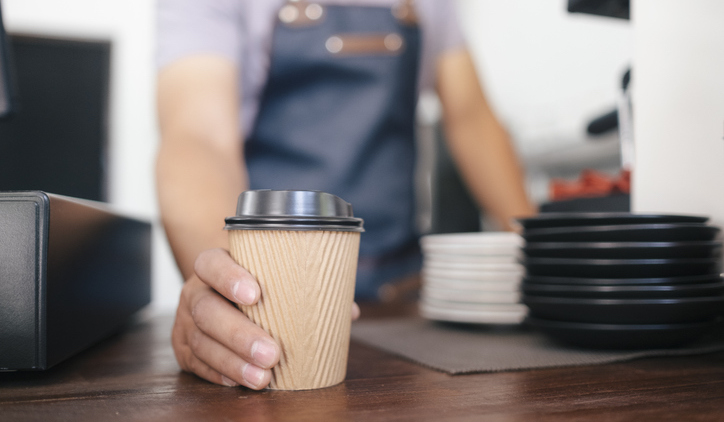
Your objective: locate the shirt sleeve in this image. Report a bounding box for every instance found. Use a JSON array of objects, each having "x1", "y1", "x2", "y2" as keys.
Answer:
[
  {"x1": 417, "y1": 0, "x2": 467, "y2": 91},
  {"x1": 155, "y1": 0, "x2": 244, "y2": 69},
  {"x1": 429, "y1": 0, "x2": 466, "y2": 55}
]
